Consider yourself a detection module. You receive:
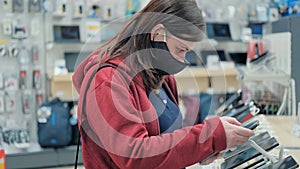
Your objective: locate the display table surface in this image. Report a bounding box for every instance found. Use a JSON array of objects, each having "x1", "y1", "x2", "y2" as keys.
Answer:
[
  {"x1": 288, "y1": 150, "x2": 300, "y2": 164},
  {"x1": 265, "y1": 115, "x2": 300, "y2": 148},
  {"x1": 265, "y1": 115, "x2": 300, "y2": 164}
]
